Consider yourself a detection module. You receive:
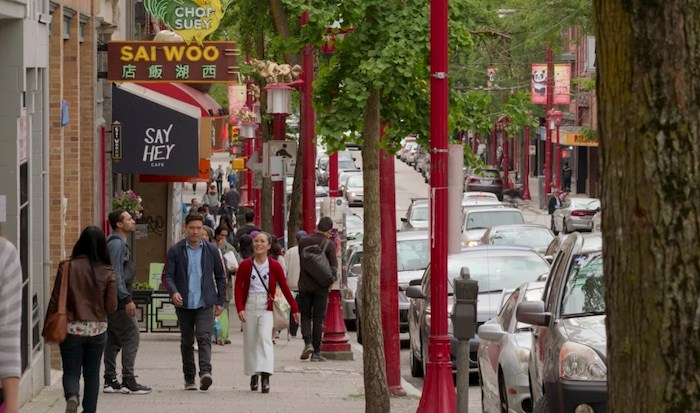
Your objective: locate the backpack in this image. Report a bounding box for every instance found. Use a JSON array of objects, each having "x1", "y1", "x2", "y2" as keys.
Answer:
[{"x1": 300, "y1": 239, "x2": 335, "y2": 288}]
